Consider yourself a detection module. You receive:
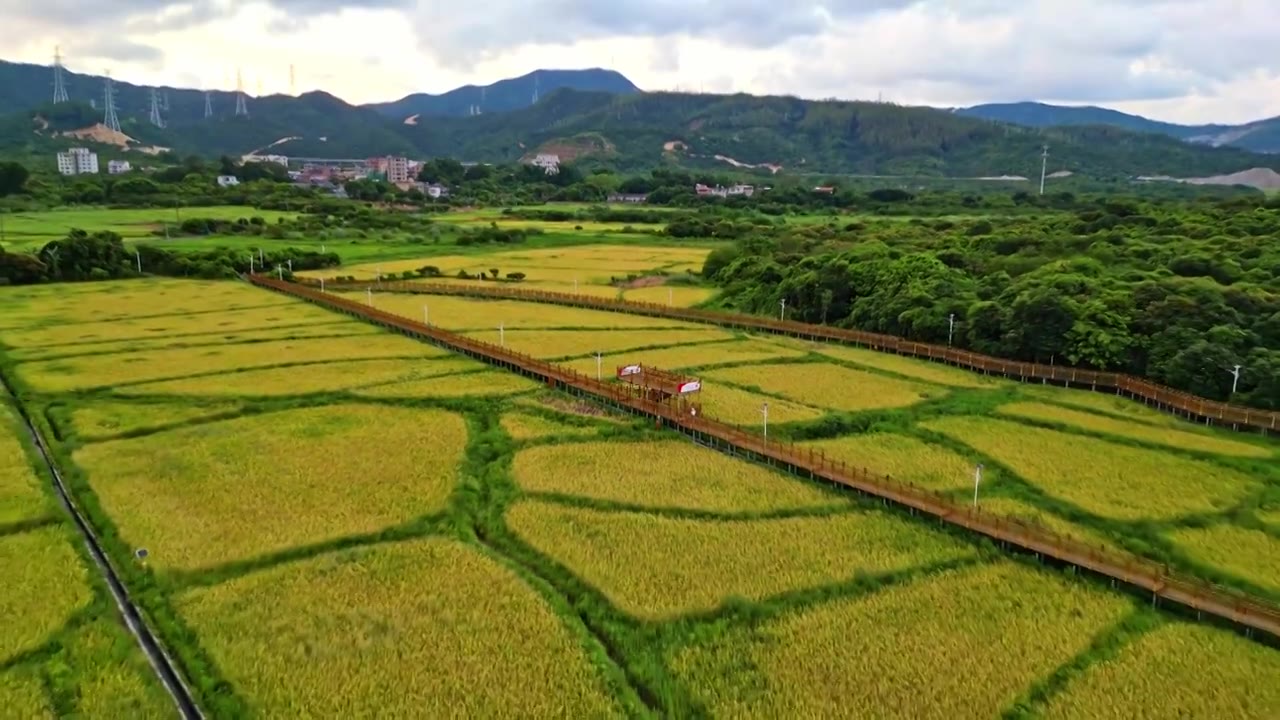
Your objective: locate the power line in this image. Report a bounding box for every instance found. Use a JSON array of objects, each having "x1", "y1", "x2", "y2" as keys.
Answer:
[{"x1": 53, "y1": 45, "x2": 69, "y2": 104}]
